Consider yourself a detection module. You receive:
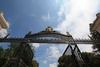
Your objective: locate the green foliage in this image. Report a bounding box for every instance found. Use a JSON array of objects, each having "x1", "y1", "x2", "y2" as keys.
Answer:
[
  {"x1": 82, "y1": 52, "x2": 100, "y2": 67},
  {"x1": 90, "y1": 31, "x2": 100, "y2": 53},
  {"x1": 4, "y1": 43, "x2": 19, "y2": 60},
  {"x1": 0, "y1": 46, "x2": 4, "y2": 57},
  {"x1": 0, "y1": 57, "x2": 7, "y2": 67},
  {"x1": 0, "y1": 43, "x2": 19, "y2": 66},
  {"x1": 58, "y1": 52, "x2": 100, "y2": 67},
  {"x1": 58, "y1": 55, "x2": 77, "y2": 67},
  {"x1": 31, "y1": 60, "x2": 39, "y2": 67},
  {"x1": 0, "y1": 43, "x2": 39, "y2": 67},
  {"x1": 0, "y1": 46, "x2": 7, "y2": 67}
]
